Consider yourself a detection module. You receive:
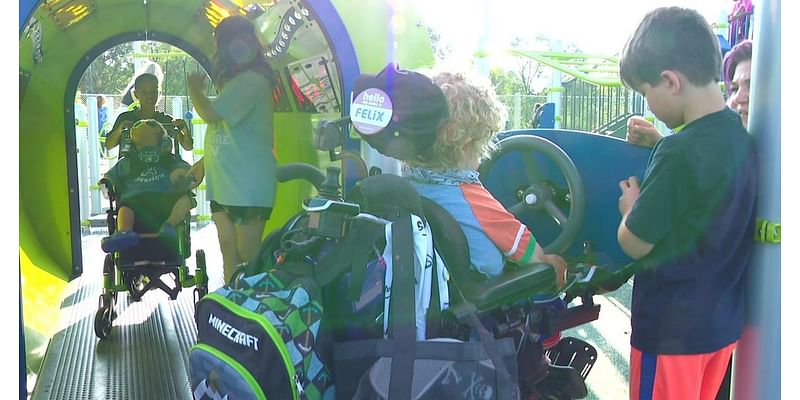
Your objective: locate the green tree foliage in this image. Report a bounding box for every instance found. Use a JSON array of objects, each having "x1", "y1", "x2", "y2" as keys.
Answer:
[
  {"x1": 140, "y1": 41, "x2": 204, "y2": 96},
  {"x1": 78, "y1": 41, "x2": 205, "y2": 97},
  {"x1": 79, "y1": 43, "x2": 135, "y2": 94}
]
